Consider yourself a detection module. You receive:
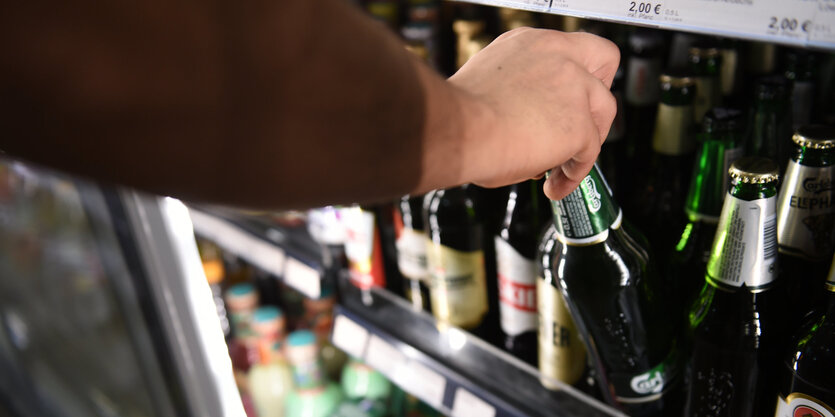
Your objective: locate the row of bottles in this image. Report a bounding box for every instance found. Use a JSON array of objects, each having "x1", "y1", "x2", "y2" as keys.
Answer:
[
  {"x1": 341, "y1": 3, "x2": 835, "y2": 416},
  {"x1": 196, "y1": 242, "x2": 440, "y2": 417},
  {"x1": 201, "y1": 4, "x2": 835, "y2": 416}
]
